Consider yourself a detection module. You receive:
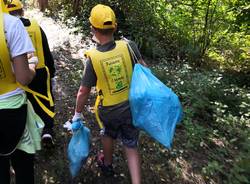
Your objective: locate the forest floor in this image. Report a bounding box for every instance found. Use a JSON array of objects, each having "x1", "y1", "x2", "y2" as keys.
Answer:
[{"x1": 25, "y1": 9, "x2": 215, "y2": 184}]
